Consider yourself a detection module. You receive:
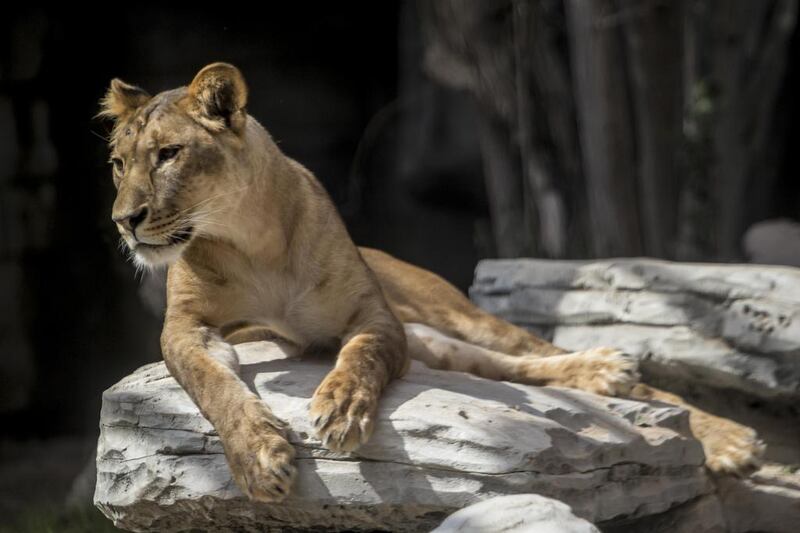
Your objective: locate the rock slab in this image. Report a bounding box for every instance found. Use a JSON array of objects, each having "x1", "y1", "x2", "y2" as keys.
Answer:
[
  {"x1": 471, "y1": 258, "x2": 800, "y2": 401},
  {"x1": 470, "y1": 258, "x2": 800, "y2": 532},
  {"x1": 95, "y1": 341, "x2": 708, "y2": 532},
  {"x1": 431, "y1": 494, "x2": 600, "y2": 533}
]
